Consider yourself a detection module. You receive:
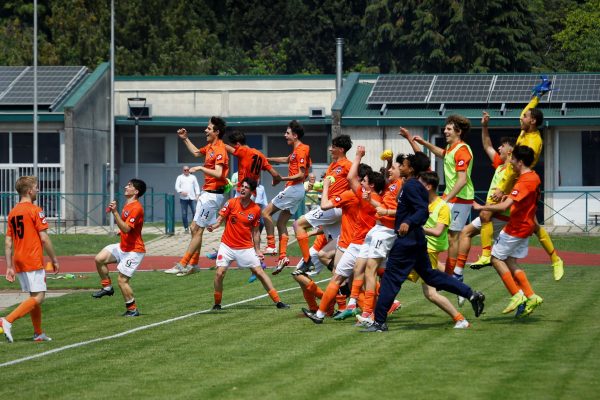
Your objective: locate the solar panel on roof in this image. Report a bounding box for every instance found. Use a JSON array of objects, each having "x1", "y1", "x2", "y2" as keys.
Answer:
[
  {"x1": 551, "y1": 74, "x2": 600, "y2": 103},
  {"x1": 489, "y1": 75, "x2": 553, "y2": 103},
  {"x1": 428, "y1": 75, "x2": 494, "y2": 103},
  {"x1": 0, "y1": 67, "x2": 27, "y2": 96},
  {"x1": 367, "y1": 75, "x2": 434, "y2": 104}
]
